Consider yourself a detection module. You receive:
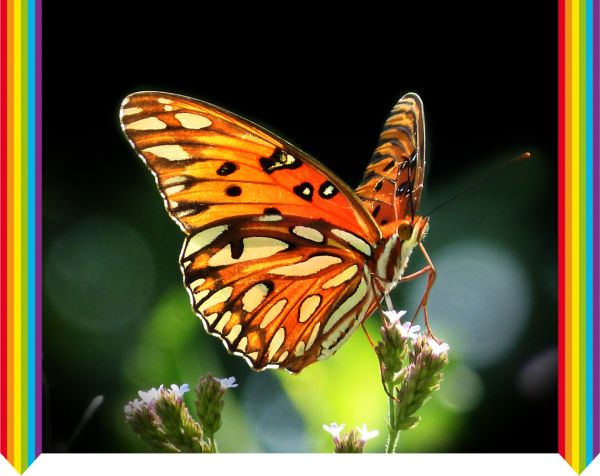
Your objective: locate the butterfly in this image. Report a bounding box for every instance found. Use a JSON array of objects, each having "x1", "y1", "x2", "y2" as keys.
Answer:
[{"x1": 119, "y1": 91, "x2": 434, "y2": 373}]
